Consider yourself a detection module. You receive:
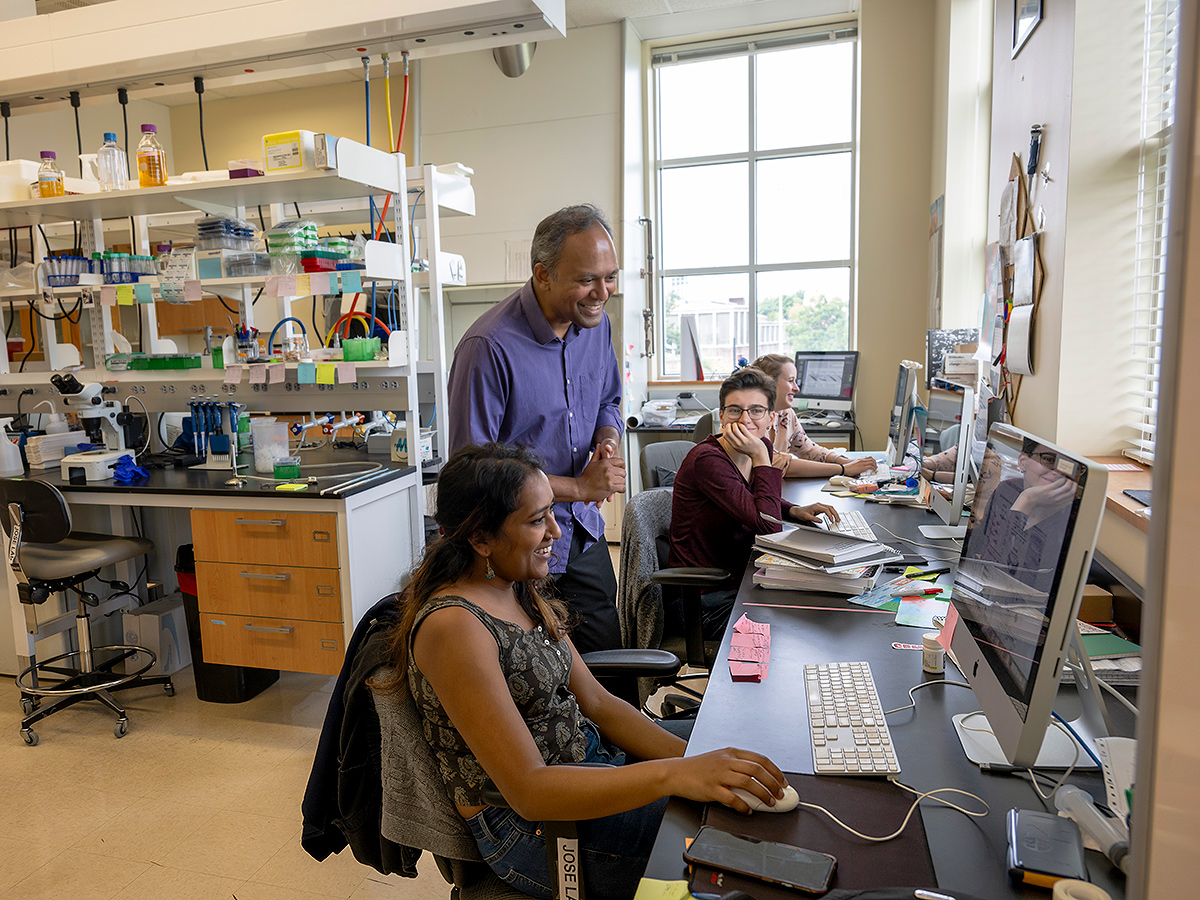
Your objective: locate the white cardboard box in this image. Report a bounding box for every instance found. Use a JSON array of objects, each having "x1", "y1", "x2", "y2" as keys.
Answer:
[
  {"x1": 391, "y1": 428, "x2": 435, "y2": 464},
  {"x1": 122, "y1": 597, "x2": 191, "y2": 676}
]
